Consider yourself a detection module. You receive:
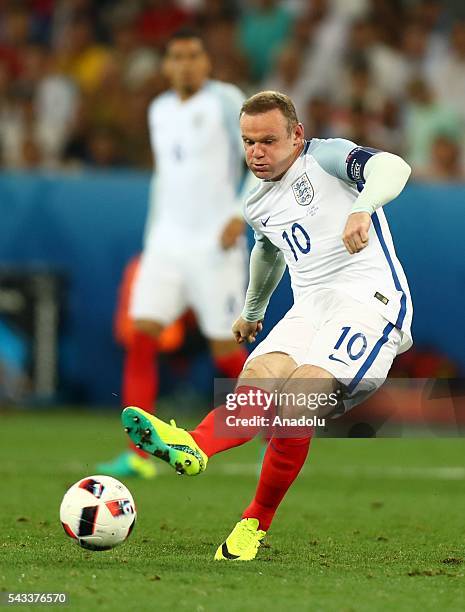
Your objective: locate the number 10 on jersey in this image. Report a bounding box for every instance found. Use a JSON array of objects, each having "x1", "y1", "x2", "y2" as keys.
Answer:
[{"x1": 282, "y1": 223, "x2": 311, "y2": 261}]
